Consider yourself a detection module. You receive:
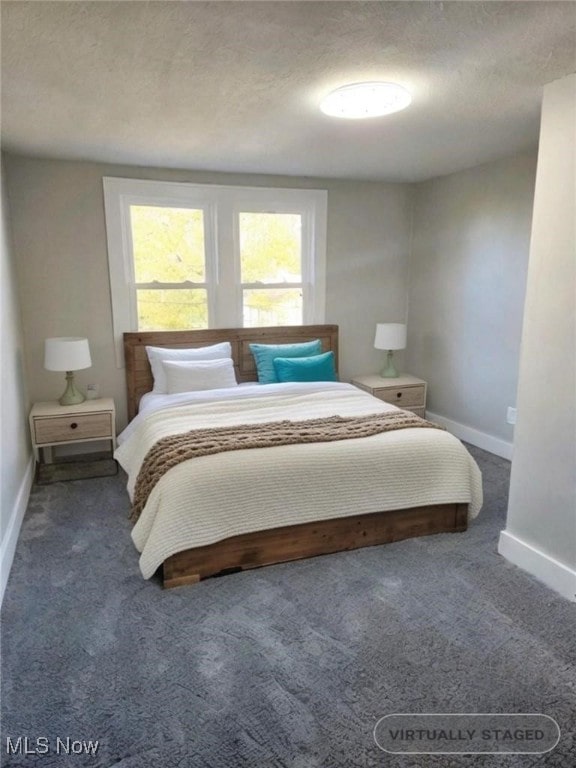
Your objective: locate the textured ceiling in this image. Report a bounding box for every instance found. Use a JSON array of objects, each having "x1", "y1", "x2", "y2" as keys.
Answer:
[{"x1": 1, "y1": 1, "x2": 575, "y2": 182}]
